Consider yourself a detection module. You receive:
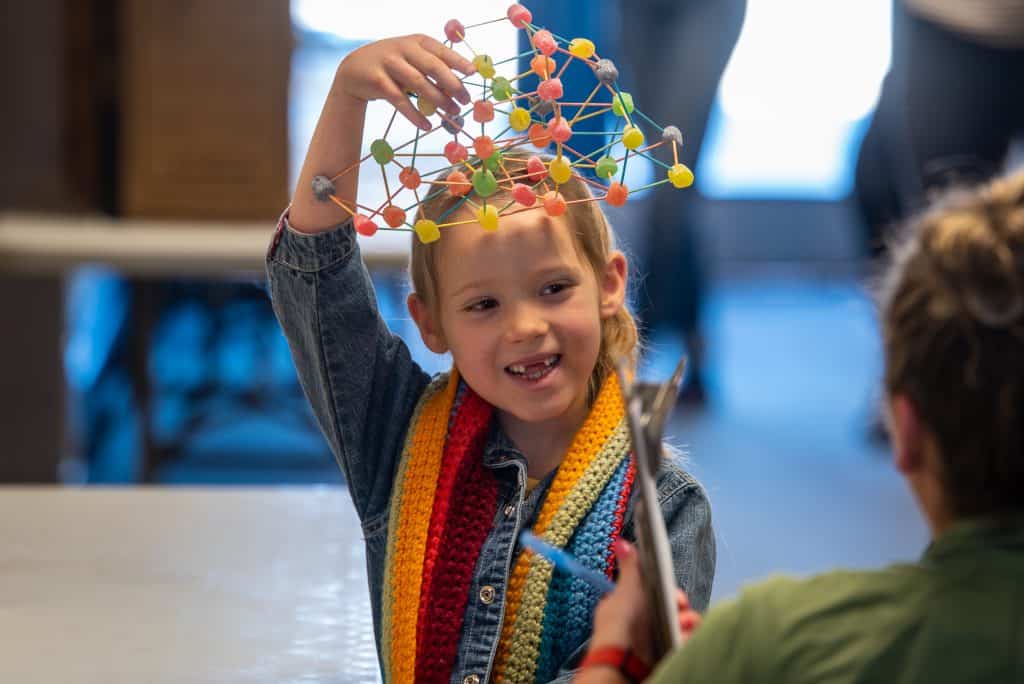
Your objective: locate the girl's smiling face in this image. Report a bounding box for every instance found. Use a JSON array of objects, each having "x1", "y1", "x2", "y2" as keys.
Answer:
[{"x1": 410, "y1": 206, "x2": 626, "y2": 430}]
